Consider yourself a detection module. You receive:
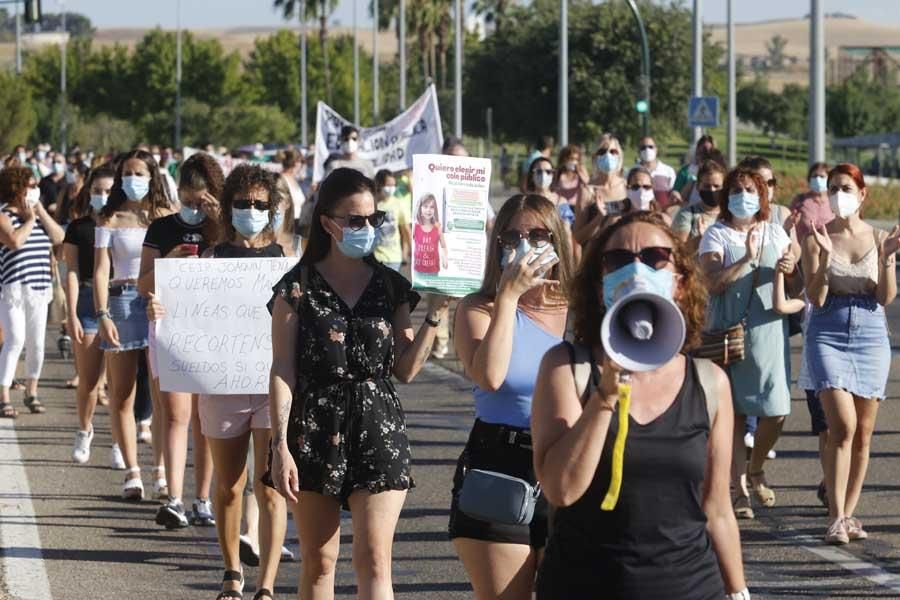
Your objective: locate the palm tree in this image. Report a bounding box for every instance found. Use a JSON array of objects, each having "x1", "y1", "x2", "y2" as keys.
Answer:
[
  {"x1": 471, "y1": 0, "x2": 510, "y2": 34},
  {"x1": 274, "y1": 0, "x2": 338, "y2": 103}
]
